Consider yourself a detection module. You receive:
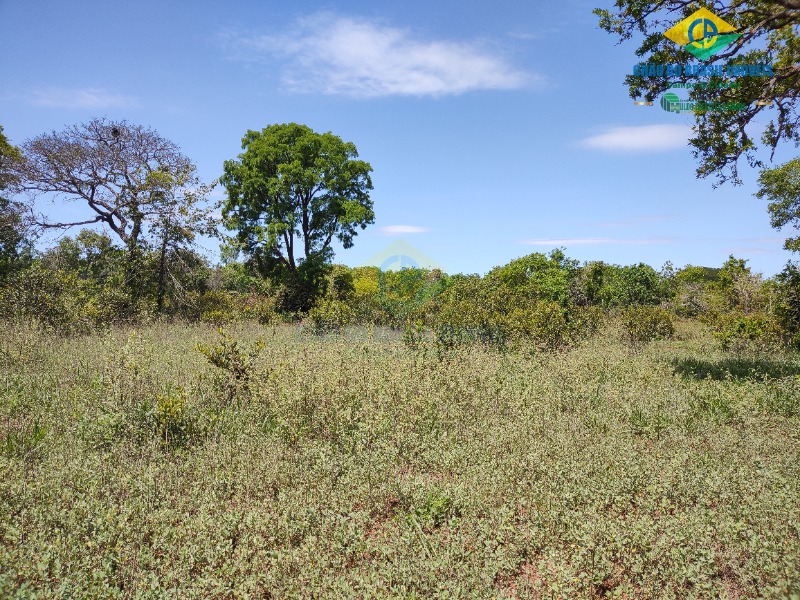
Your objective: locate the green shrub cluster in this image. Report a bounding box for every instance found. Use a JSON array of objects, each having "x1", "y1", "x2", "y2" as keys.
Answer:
[
  {"x1": 2, "y1": 231, "x2": 800, "y2": 356},
  {"x1": 620, "y1": 305, "x2": 675, "y2": 346},
  {"x1": 306, "y1": 298, "x2": 356, "y2": 334},
  {"x1": 195, "y1": 328, "x2": 265, "y2": 404},
  {"x1": 707, "y1": 311, "x2": 790, "y2": 354}
]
